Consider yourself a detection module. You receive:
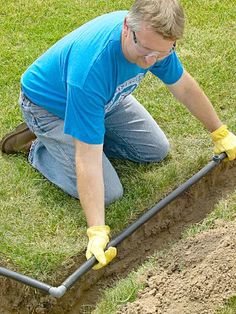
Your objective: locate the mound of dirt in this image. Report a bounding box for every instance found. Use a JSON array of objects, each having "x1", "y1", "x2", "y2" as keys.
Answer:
[{"x1": 118, "y1": 218, "x2": 236, "y2": 314}]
